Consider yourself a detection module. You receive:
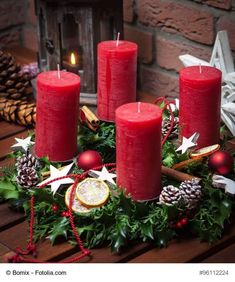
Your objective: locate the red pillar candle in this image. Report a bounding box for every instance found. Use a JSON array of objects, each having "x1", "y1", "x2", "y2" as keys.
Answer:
[
  {"x1": 97, "y1": 40, "x2": 137, "y2": 122},
  {"x1": 35, "y1": 71, "x2": 80, "y2": 162},
  {"x1": 179, "y1": 66, "x2": 222, "y2": 148},
  {"x1": 116, "y1": 102, "x2": 162, "y2": 201}
]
